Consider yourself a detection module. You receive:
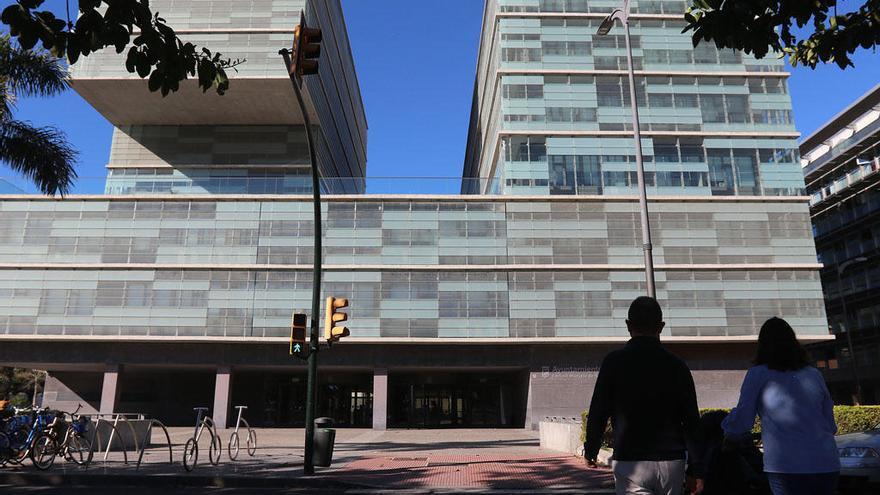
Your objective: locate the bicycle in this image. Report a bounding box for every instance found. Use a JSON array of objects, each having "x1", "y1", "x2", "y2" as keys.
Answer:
[
  {"x1": 51, "y1": 404, "x2": 92, "y2": 466},
  {"x1": 182, "y1": 407, "x2": 221, "y2": 471},
  {"x1": 3, "y1": 407, "x2": 58, "y2": 470},
  {"x1": 227, "y1": 406, "x2": 257, "y2": 461}
]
